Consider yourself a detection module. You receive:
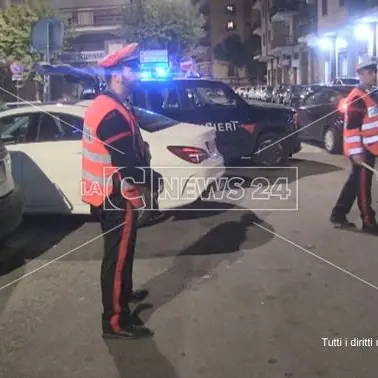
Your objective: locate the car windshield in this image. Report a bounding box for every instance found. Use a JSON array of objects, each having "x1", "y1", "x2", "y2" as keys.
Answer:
[
  {"x1": 185, "y1": 82, "x2": 238, "y2": 107},
  {"x1": 134, "y1": 107, "x2": 179, "y2": 132}
]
